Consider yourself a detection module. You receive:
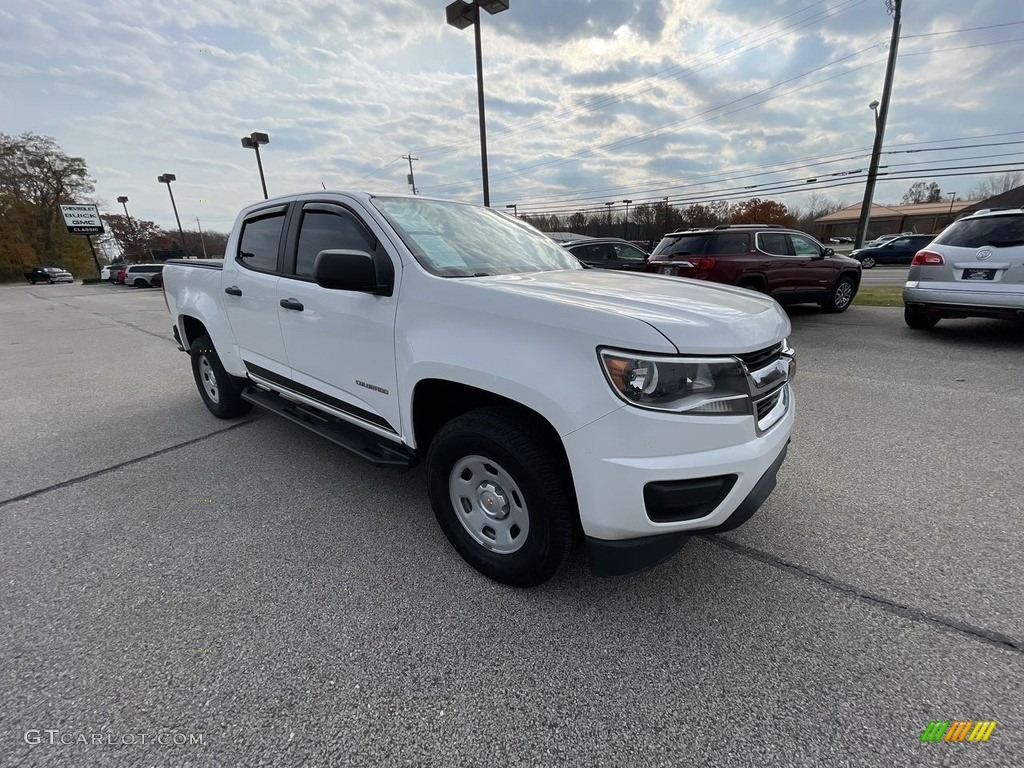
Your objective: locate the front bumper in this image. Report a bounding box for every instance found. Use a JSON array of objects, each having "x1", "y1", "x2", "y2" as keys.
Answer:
[
  {"x1": 563, "y1": 384, "x2": 794, "y2": 571},
  {"x1": 586, "y1": 443, "x2": 788, "y2": 577}
]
